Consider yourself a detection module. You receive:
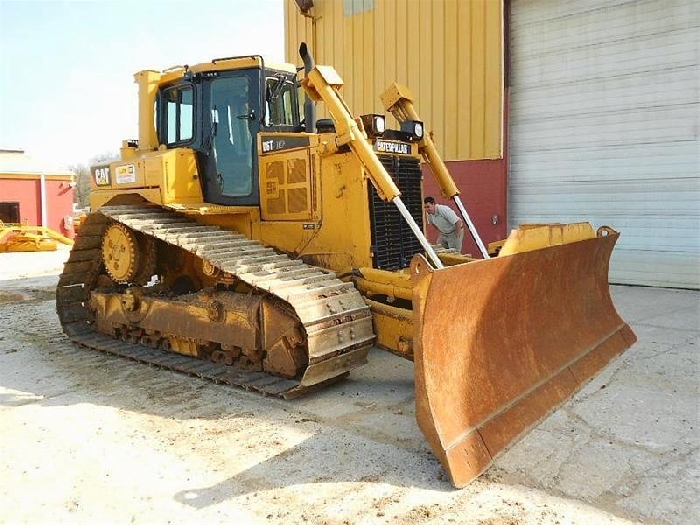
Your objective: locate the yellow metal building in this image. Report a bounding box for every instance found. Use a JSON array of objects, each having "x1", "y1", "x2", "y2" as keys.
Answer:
[
  {"x1": 284, "y1": 0, "x2": 504, "y2": 162},
  {"x1": 284, "y1": 0, "x2": 507, "y2": 254}
]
